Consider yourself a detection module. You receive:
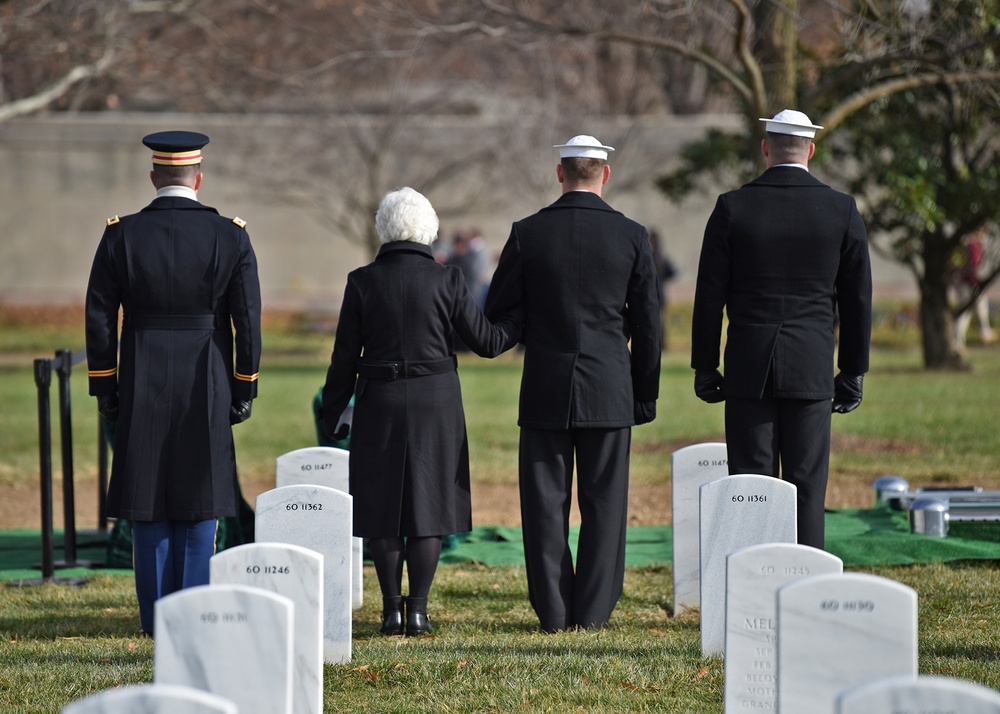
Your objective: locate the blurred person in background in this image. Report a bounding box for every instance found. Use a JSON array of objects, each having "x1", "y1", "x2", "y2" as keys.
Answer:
[{"x1": 952, "y1": 228, "x2": 997, "y2": 348}]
